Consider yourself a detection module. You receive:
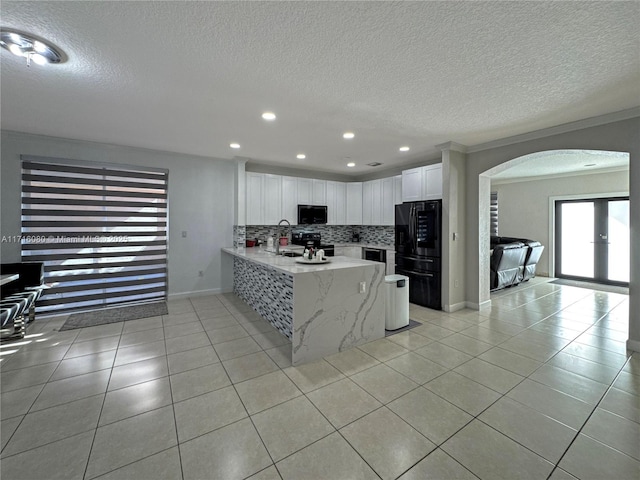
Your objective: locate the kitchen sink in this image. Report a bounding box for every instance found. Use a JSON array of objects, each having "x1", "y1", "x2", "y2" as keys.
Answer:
[{"x1": 281, "y1": 251, "x2": 303, "y2": 257}]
